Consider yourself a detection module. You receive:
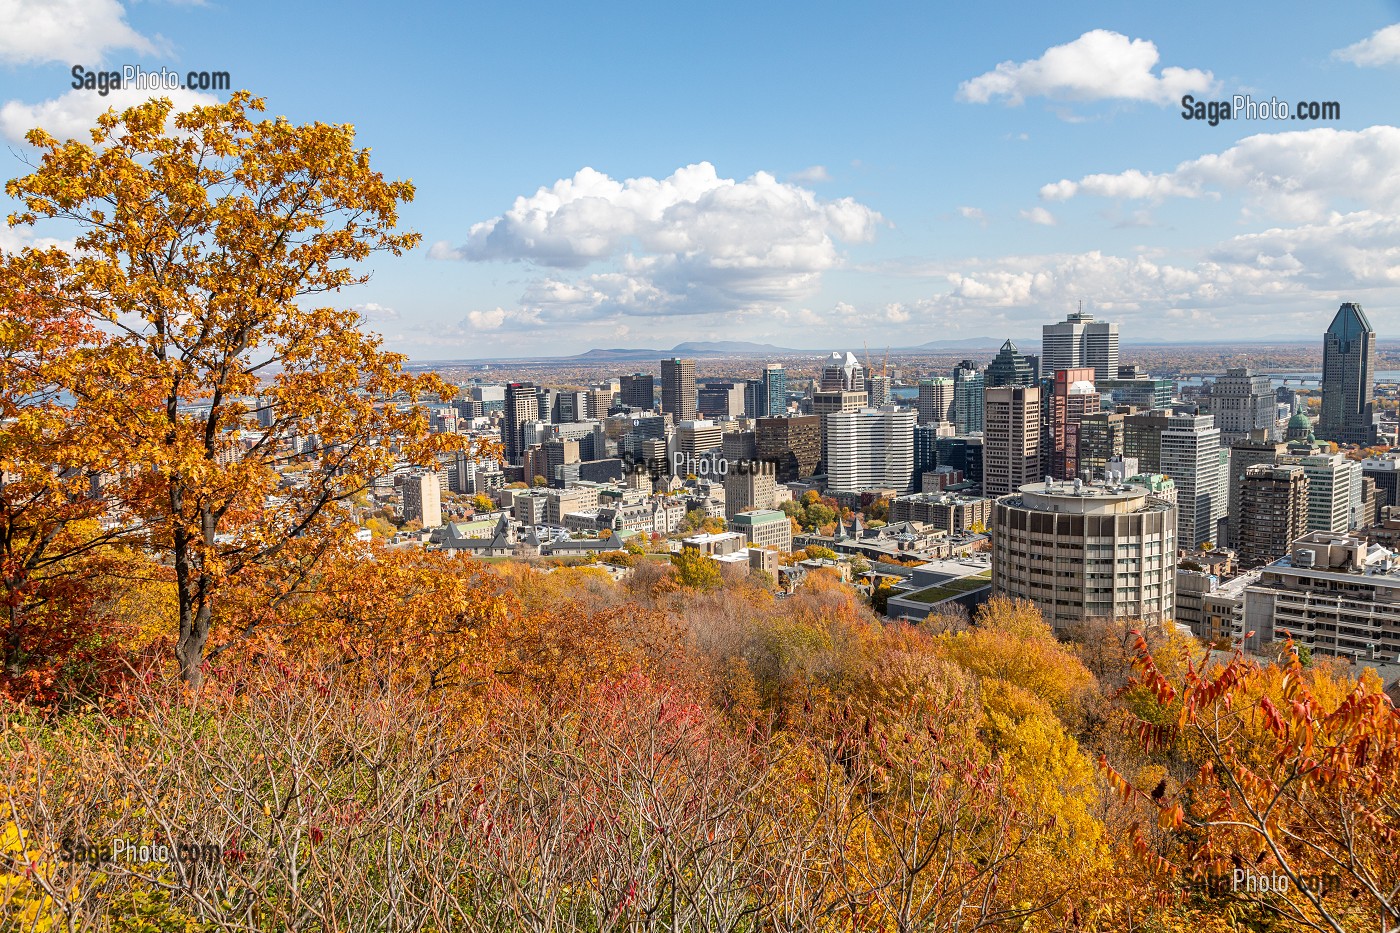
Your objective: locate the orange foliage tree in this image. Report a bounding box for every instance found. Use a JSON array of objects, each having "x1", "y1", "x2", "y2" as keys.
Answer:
[
  {"x1": 5, "y1": 93, "x2": 464, "y2": 686},
  {"x1": 1104, "y1": 633, "x2": 1400, "y2": 933}
]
